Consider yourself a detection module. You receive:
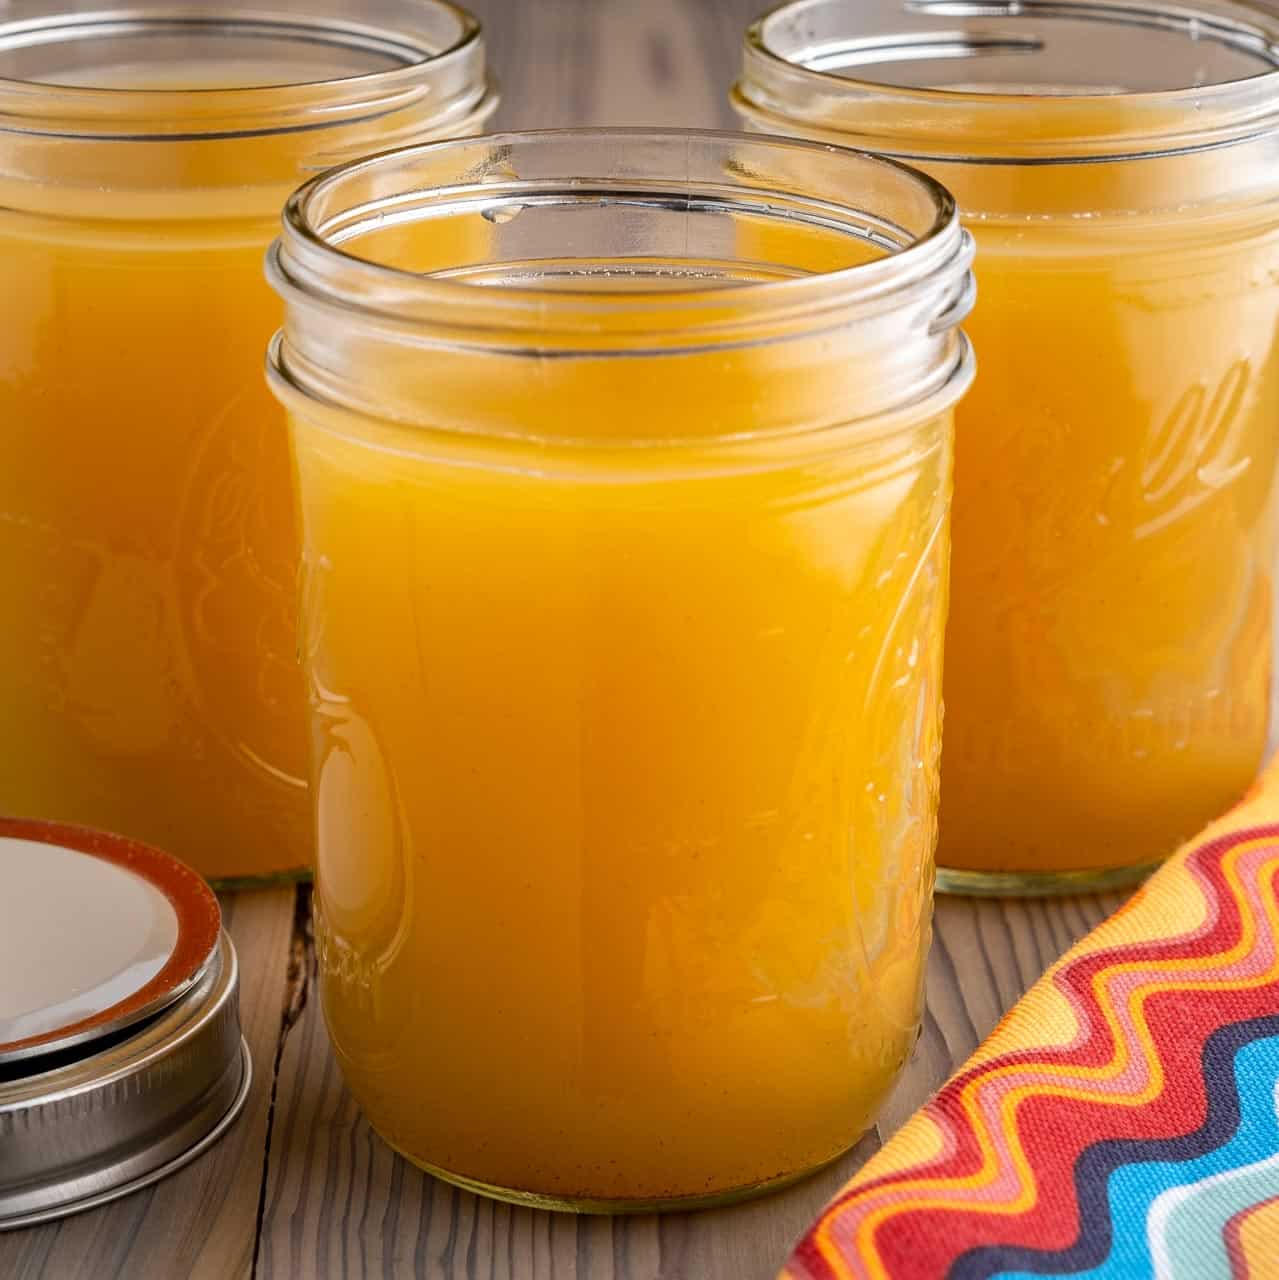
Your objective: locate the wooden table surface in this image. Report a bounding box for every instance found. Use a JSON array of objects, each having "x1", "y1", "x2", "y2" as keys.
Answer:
[{"x1": 0, "y1": 3, "x2": 1132, "y2": 1276}]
